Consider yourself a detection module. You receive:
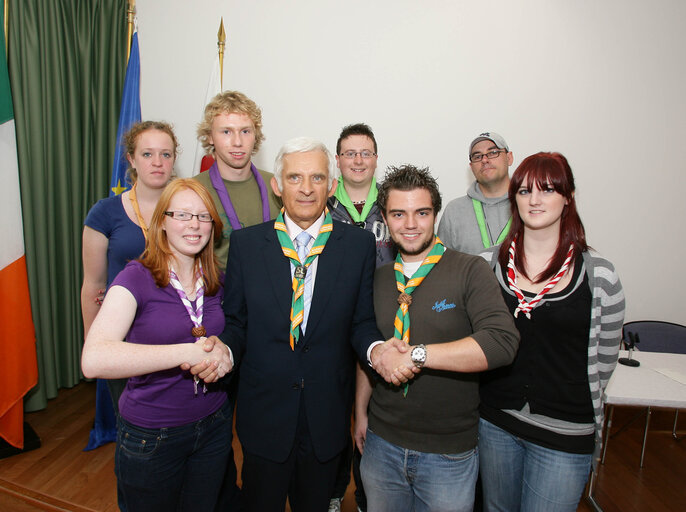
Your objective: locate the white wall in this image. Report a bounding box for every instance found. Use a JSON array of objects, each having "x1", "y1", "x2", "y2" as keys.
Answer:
[{"x1": 137, "y1": 0, "x2": 686, "y2": 325}]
